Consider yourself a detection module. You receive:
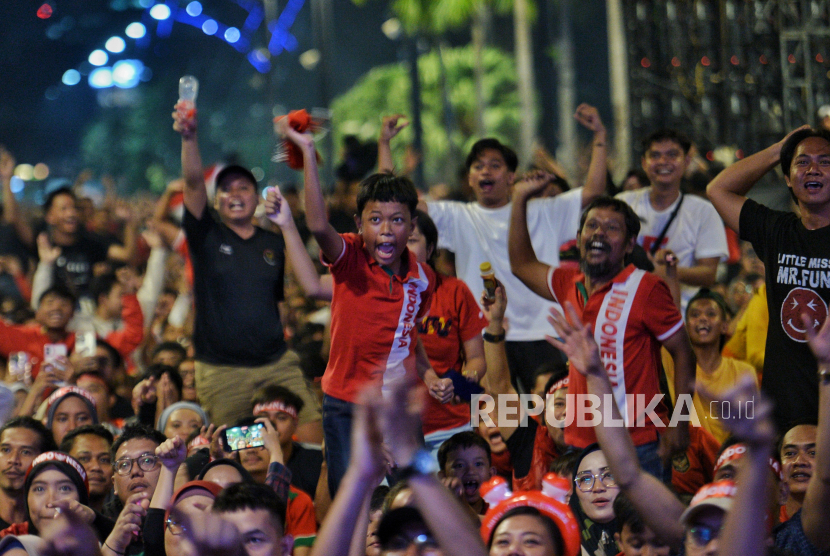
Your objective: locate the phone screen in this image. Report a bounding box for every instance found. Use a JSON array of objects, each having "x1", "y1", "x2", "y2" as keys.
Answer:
[{"x1": 222, "y1": 423, "x2": 266, "y2": 452}]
